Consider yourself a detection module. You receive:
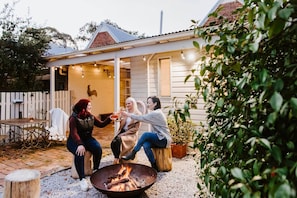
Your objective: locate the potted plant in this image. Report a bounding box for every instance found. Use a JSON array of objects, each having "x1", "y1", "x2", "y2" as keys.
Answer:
[{"x1": 166, "y1": 95, "x2": 197, "y2": 158}]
